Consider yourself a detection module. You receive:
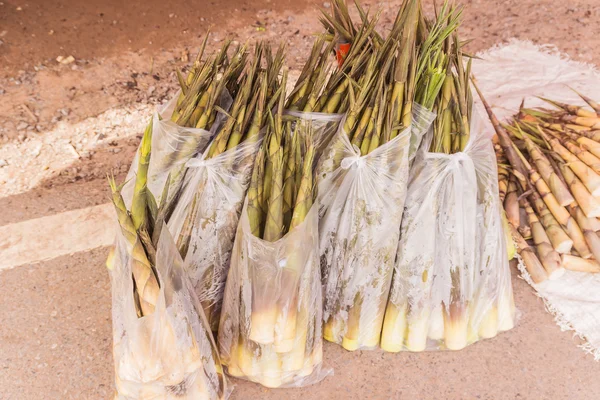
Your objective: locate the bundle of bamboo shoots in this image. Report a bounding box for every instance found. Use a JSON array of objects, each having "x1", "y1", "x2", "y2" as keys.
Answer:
[
  {"x1": 129, "y1": 38, "x2": 249, "y2": 204},
  {"x1": 108, "y1": 116, "x2": 227, "y2": 398},
  {"x1": 317, "y1": 0, "x2": 440, "y2": 352},
  {"x1": 380, "y1": 15, "x2": 515, "y2": 352},
  {"x1": 167, "y1": 42, "x2": 286, "y2": 334},
  {"x1": 218, "y1": 73, "x2": 325, "y2": 388},
  {"x1": 481, "y1": 87, "x2": 600, "y2": 279}
]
